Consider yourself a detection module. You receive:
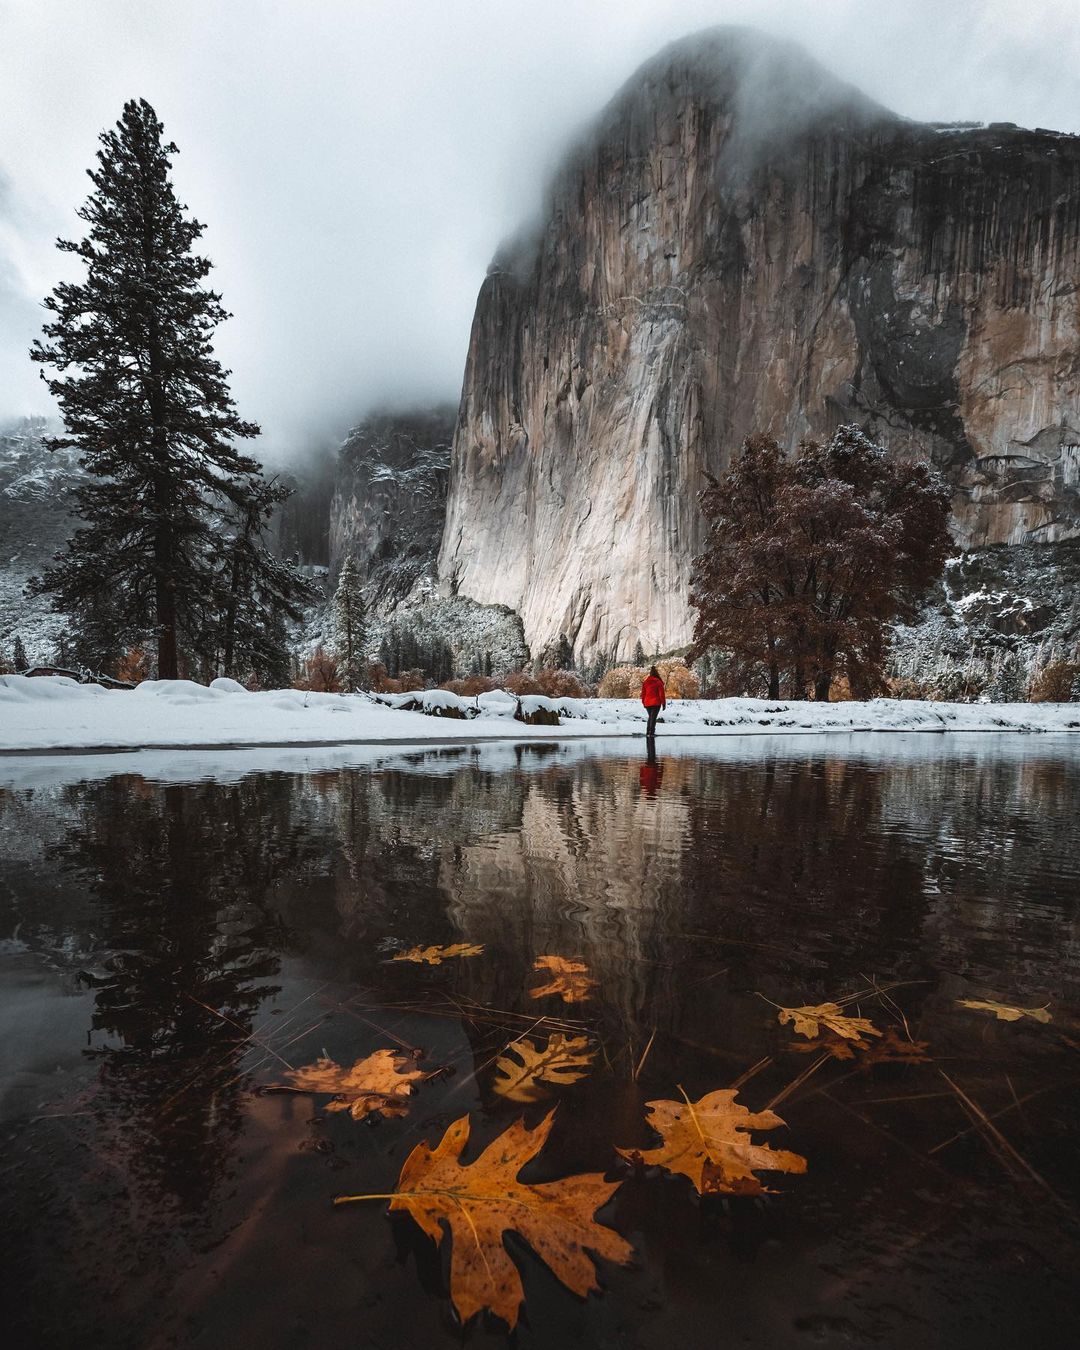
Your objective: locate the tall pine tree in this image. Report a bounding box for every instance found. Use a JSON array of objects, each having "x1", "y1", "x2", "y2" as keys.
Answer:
[{"x1": 31, "y1": 98, "x2": 305, "y2": 680}]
